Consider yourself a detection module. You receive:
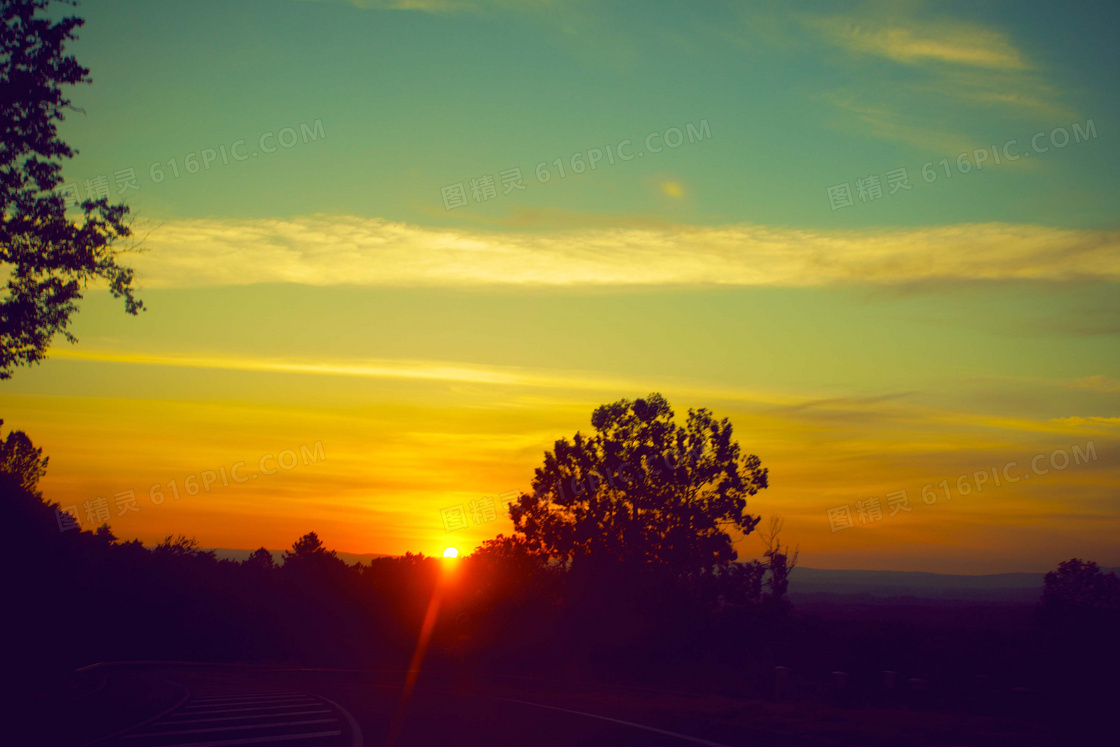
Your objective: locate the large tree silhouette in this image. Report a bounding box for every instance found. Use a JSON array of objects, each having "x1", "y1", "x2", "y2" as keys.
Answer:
[
  {"x1": 508, "y1": 393, "x2": 768, "y2": 575},
  {"x1": 1, "y1": 0, "x2": 142, "y2": 379}
]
